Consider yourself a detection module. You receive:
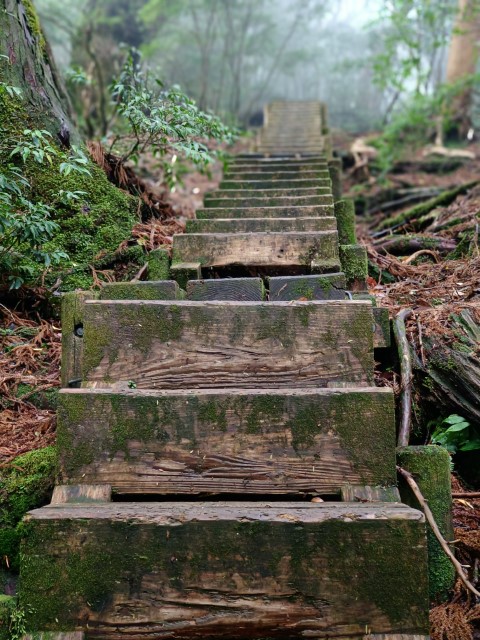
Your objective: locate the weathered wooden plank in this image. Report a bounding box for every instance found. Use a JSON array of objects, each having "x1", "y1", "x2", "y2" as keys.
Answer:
[
  {"x1": 51, "y1": 485, "x2": 112, "y2": 505},
  {"x1": 186, "y1": 278, "x2": 265, "y2": 301},
  {"x1": 220, "y1": 179, "x2": 331, "y2": 190},
  {"x1": 373, "y1": 307, "x2": 391, "y2": 348},
  {"x1": 366, "y1": 636, "x2": 429, "y2": 640},
  {"x1": 224, "y1": 171, "x2": 329, "y2": 181},
  {"x1": 61, "y1": 291, "x2": 99, "y2": 388},
  {"x1": 204, "y1": 195, "x2": 333, "y2": 208},
  {"x1": 227, "y1": 164, "x2": 329, "y2": 174},
  {"x1": 57, "y1": 387, "x2": 396, "y2": 495},
  {"x1": 341, "y1": 485, "x2": 401, "y2": 503},
  {"x1": 185, "y1": 217, "x2": 337, "y2": 233},
  {"x1": 196, "y1": 205, "x2": 334, "y2": 219},
  {"x1": 269, "y1": 273, "x2": 346, "y2": 301},
  {"x1": 172, "y1": 232, "x2": 339, "y2": 270},
  {"x1": 82, "y1": 300, "x2": 376, "y2": 389},
  {"x1": 99, "y1": 281, "x2": 182, "y2": 300},
  {"x1": 205, "y1": 187, "x2": 331, "y2": 200},
  {"x1": 20, "y1": 502, "x2": 429, "y2": 639}
]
